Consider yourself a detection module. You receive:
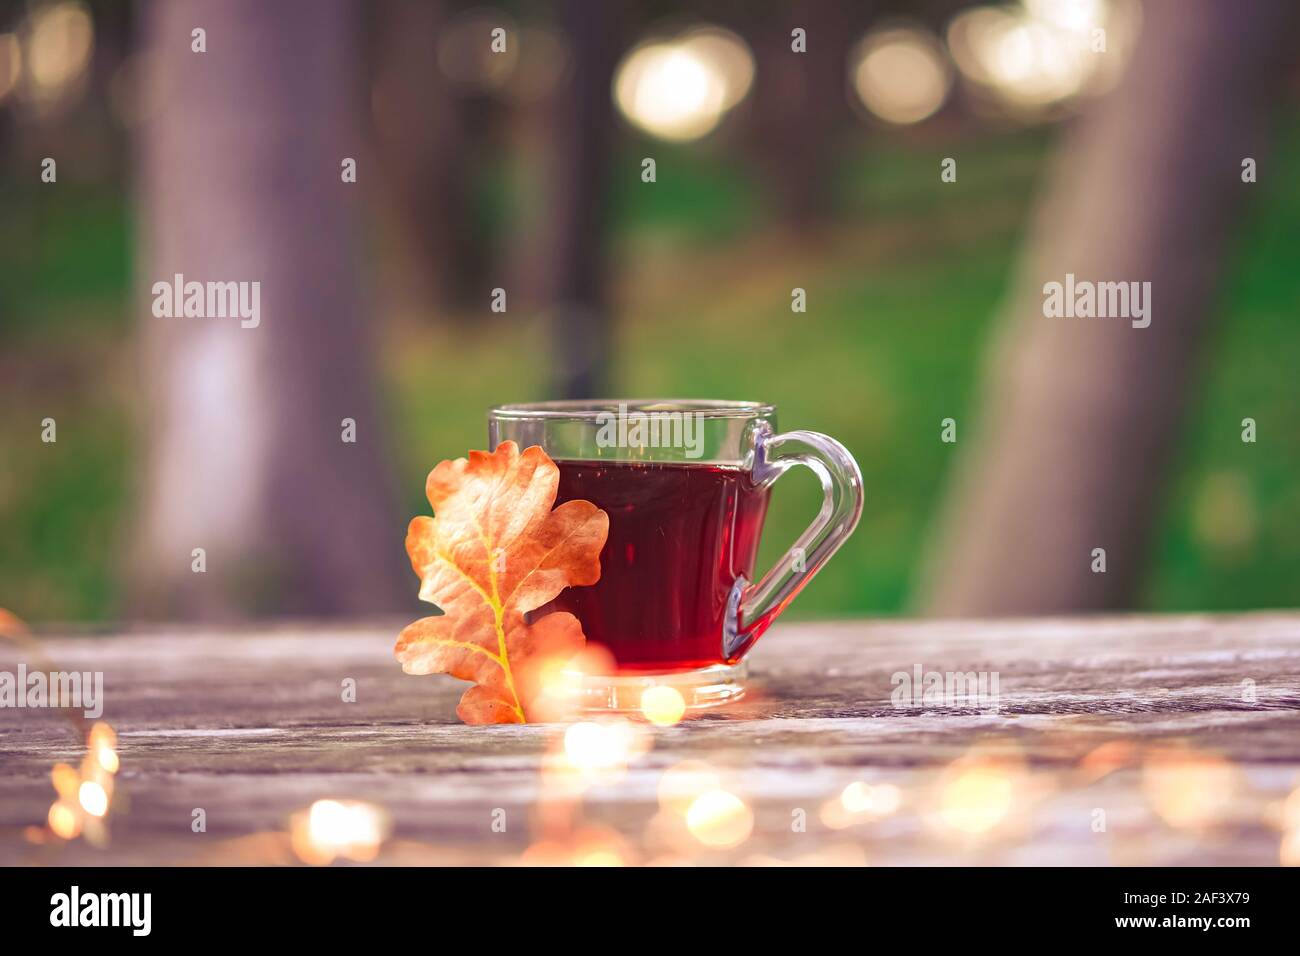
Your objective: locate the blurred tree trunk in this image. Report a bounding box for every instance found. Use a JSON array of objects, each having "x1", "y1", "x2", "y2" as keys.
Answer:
[
  {"x1": 132, "y1": 0, "x2": 410, "y2": 619},
  {"x1": 746, "y1": 0, "x2": 863, "y2": 229},
  {"x1": 537, "y1": 0, "x2": 620, "y2": 399},
  {"x1": 371, "y1": 0, "x2": 486, "y2": 310},
  {"x1": 917, "y1": 0, "x2": 1299, "y2": 616}
]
